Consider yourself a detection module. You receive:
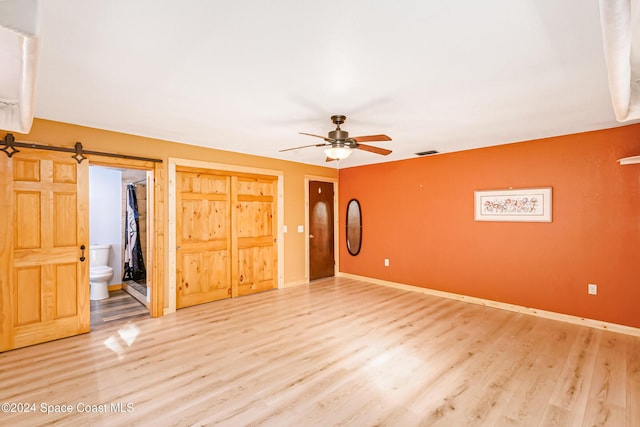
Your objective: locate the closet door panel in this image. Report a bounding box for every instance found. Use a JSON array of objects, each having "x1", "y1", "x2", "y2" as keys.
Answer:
[
  {"x1": 237, "y1": 244, "x2": 275, "y2": 296},
  {"x1": 233, "y1": 176, "x2": 277, "y2": 297},
  {"x1": 176, "y1": 170, "x2": 231, "y2": 308}
]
